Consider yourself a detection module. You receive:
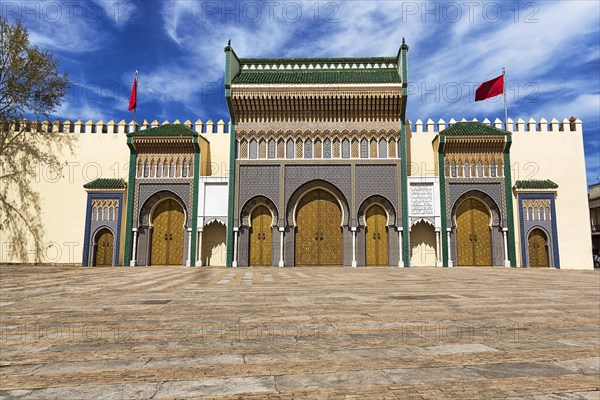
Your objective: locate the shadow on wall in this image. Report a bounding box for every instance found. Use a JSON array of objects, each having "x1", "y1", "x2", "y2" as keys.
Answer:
[
  {"x1": 203, "y1": 222, "x2": 226, "y2": 266},
  {"x1": 410, "y1": 221, "x2": 436, "y2": 267}
]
